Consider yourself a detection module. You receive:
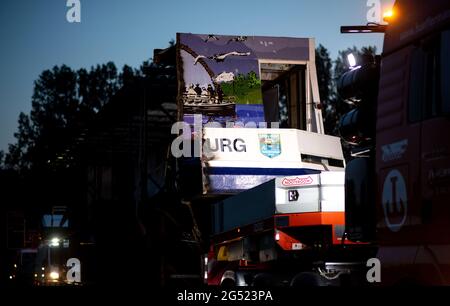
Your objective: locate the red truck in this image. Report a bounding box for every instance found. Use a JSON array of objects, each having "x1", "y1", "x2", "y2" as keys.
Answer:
[{"x1": 342, "y1": 0, "x2": 450, "y2": 285}]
